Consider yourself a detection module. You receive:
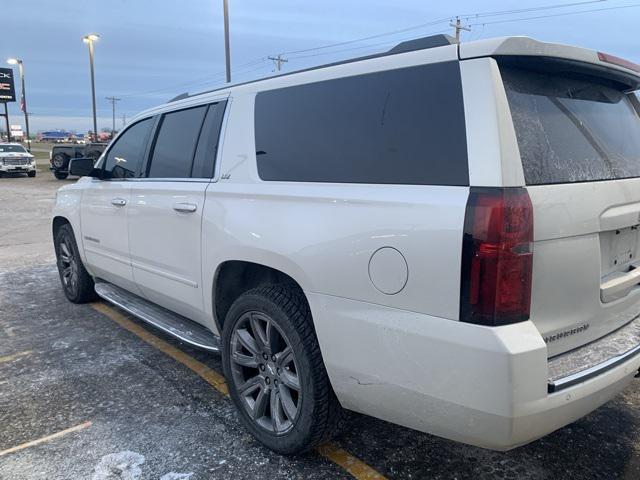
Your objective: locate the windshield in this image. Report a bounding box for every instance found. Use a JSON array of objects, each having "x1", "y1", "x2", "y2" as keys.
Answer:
[
  {"x1": 0, "y1": 145, "x2": 27, "y2": 153},
  {"x1": 501, "y1": 67, "x2": 640, "y2": 185}
]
